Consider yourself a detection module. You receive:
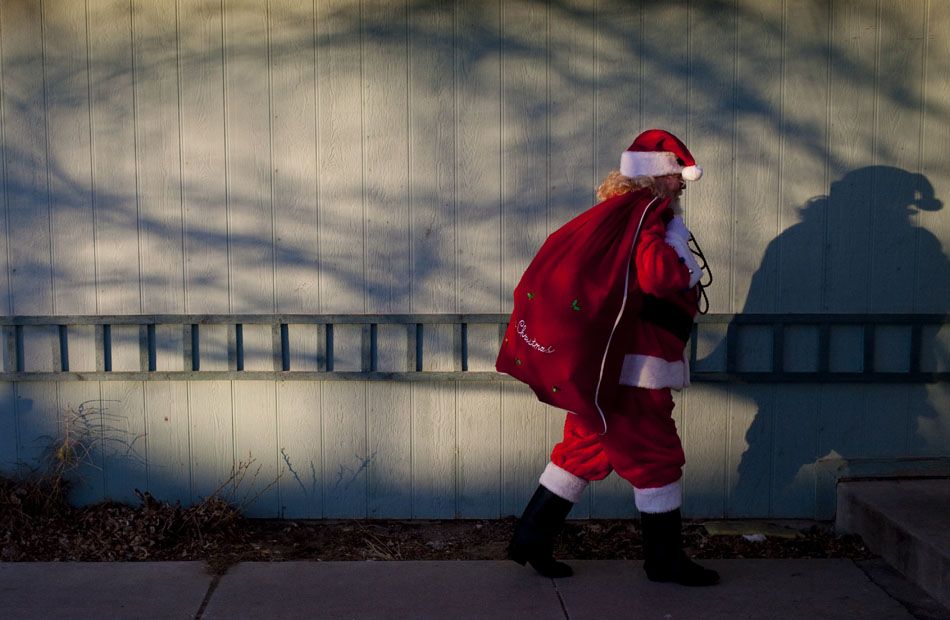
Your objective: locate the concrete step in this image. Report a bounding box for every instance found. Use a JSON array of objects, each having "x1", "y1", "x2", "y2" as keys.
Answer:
[{"x1": 837, "y1": 478, "x2": 950, "y2": 612}]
